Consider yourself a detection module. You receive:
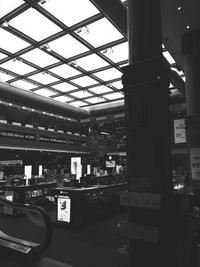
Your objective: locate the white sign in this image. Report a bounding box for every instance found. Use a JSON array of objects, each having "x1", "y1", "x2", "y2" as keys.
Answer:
[
  {"x1": 190, "y1": 148, "x2": 200, "y2": 180},
  {"x1": 174, "y1": 119, "x2": 186, "y2": 144},
  {"x1": 24, "y1": 165, "x2": 32, "y2": 179},
  {"x1": 71, "y1": 157, "x2": 82, "y2": 180},
  {"x1": 57, "y1": 196, "x2": 71, "y2": 223}
]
